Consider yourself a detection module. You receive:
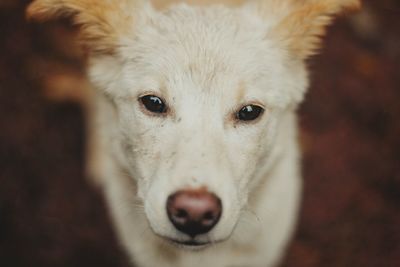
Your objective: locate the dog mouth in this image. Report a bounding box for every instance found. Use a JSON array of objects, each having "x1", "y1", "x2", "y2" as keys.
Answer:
[
  {"x1": 167, "y1": 238, "x2": 211, "y2": 249},
  {"x1": 170, "y1": 239, "x2": 209, "y2": 247}
]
